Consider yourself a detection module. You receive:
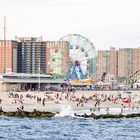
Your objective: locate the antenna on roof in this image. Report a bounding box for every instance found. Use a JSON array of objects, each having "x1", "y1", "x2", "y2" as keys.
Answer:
[
  {"x1": 4, "y1": 16, "x2": 6, "y2": 42},
  {"x1": 4, "y1": 16, "x2": 6, "y2": 73}
]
